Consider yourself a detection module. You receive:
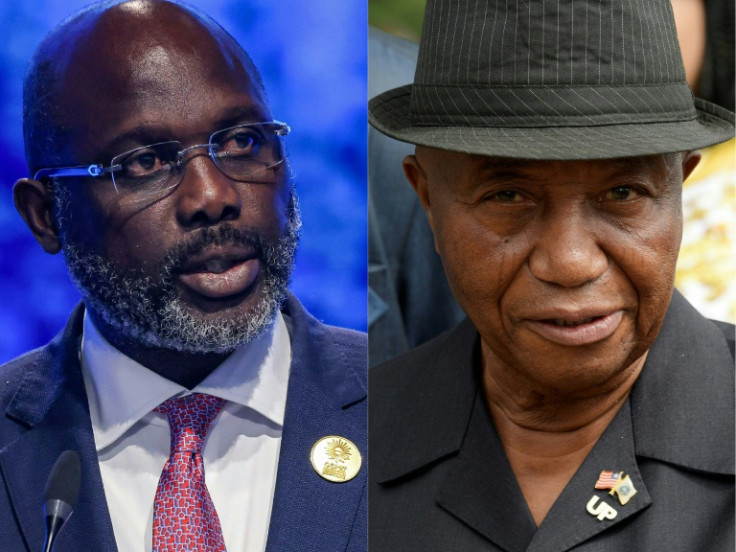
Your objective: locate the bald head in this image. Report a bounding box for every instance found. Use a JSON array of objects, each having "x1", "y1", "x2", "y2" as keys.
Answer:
[{"x1": 24, "y1": 0, "x2": 267, "y2": 174}]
